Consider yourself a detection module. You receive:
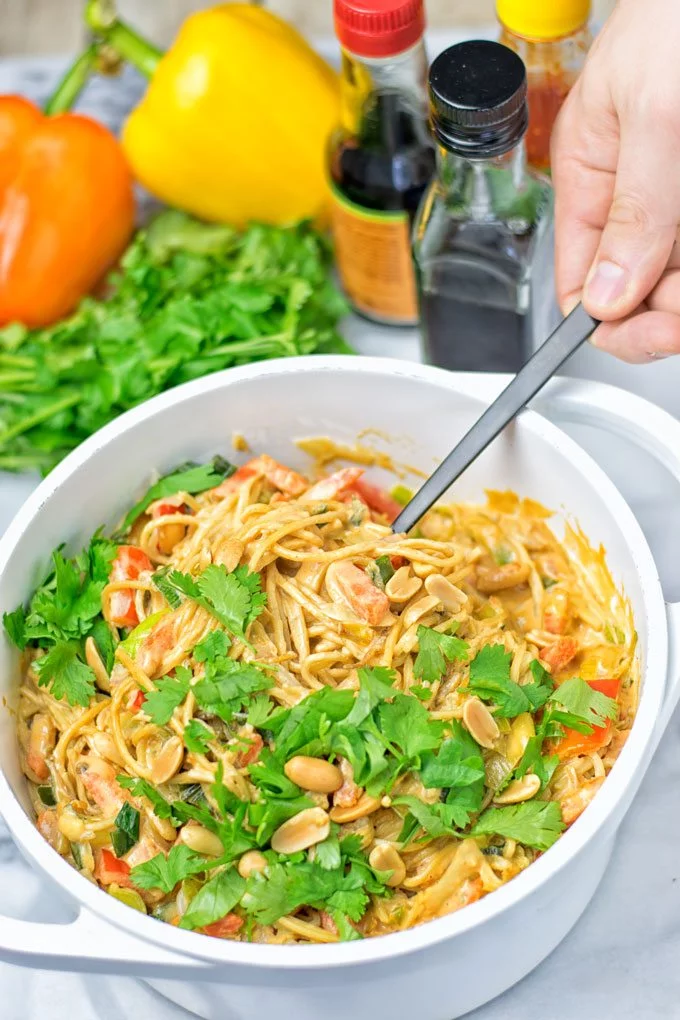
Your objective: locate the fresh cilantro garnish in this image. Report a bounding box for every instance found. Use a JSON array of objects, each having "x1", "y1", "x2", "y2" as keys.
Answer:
[
  {"x1": 122, "y1": 456, "x2": 236, "y2": 531},
  {"x1": 378, "y1": 692, "x2": 444, "y2": 761},
  {"x1": 548, "y1": 676, "x2": 618, "y2": 730},
  {"x1": 410, "y1": 685, "x2": 433, "y2": 701},
  {"x1": 241, "y1": 854, "x2": 386, "y2": 929},
  {"x1": 419, "y1": 721, "x2": 485, "y2": 827},
  {"x1": 111, "y1": 802, "x2": 140, "y2": 857},
  {"x1": 394, "y1": 797, "x2": 459, "y2": 839},
  {"x1": 194, "y1": 630, "x2": 231, "y2": 662},
  {"x1": 130, "y1": 844, "x2": 214, "y2": 893},
  {"x1": 143, "y1": 665, "x2": 192, "y2": 725},
  {"x1": 467, "y1": 646, "x2": 553, "y2": 718},
  {"x1": 413, "y1": 624, "x2": 469, "y2": 684},
  {"x1": 345, "y1": 666, "x2": 397, "y2": 727},
  {"x1": 470, "y1": 801, "x2": 565, "y2": 851},
  {"x1": 183, "y1": 719, "x2": 213, "y2": 754},
  {"x1": 179, "y1": 867, "x2": 246, "y2": 930},
  {"x1": 3, "y1": 532, "x2": 118, "y2": 706},
  {"x1": 33, "y1": 643, "x2": 97, "y2": 707},
  {"x1": 151, "y1": 564, "x2": 266, "y2": 644},
  {"x1": 193, "y1": 659, "x2": 272, "y2": 723},
  {"x1": 117, "y1": 774, "x2": 179, "y2": 823},
  {"x1": 315, "y1": 830, "x2": 342, "y2": 871},
  {"x1": 246, "y1": 693, "x2": 276, "y2": 728}
]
